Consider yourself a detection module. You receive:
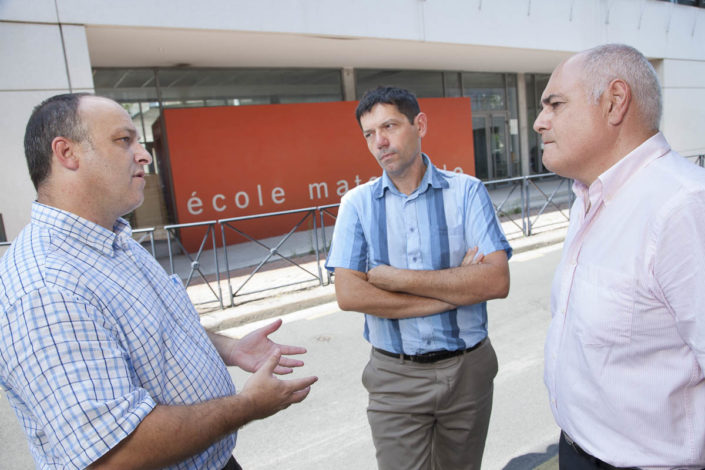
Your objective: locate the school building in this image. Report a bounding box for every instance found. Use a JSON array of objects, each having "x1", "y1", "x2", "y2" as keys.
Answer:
[{"x1": 1, "y1": 0, "x2": 704, "y2": 242}]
